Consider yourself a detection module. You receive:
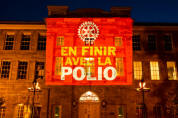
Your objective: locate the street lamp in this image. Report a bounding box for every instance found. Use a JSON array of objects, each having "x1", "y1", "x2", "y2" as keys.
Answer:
[
  {"x1": 28, "y1": 79, "x2": 41, "y2": 118},
  {"x1": 136, "y1": 79, "x2": 150, "y2": 118}
]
